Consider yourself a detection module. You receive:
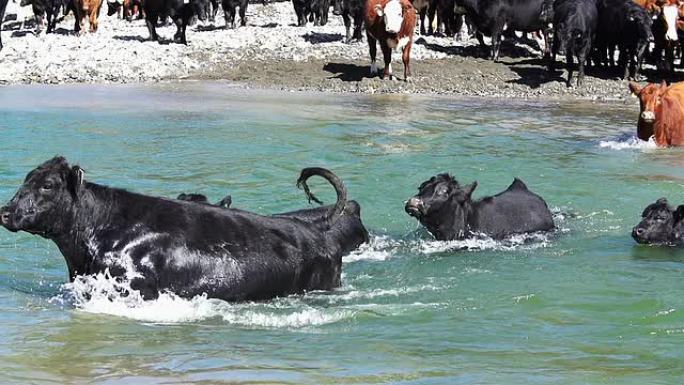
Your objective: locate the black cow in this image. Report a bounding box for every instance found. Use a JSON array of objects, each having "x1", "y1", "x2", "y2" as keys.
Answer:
[
  {"x1": 0, "y1": 157, "x2": 368, "y2": 301},
  {"x1": 0, "y1": 0, "x2": 8, "y2": 51},
  {"x1": 548, "y1": 0, "x2": 598, "y2": 87},
  {"x1": 311, "y1": 0, "x2": 329, "y2": 25},
  {"x1": 143, "y1": 0, "x2": 208, "y2": 44},
  {"x1": 632, "y1": 198, "x2": 684, "y2": 245},
  {"x1": 292, "y1": 0, "x2": 312, "y2": 26},
  {"x1": 332, "y1": 0, "x2": 363, "y2": 42},
  {"x1": 222, "y1": 0, "x2": 247, "y2": 28},
  {"x1": 595, "y1": 0, "x2": 652, "y2": 80},
  {"x1": 177, "y1": 193, "x2": 232, "y2": 208},
  {"x1": 107, "y1": 0, "x2": 143, "y2": 21},
  {"x1": 454, "y1": 0, "x2": 552, "y2": 61},
  {"x1": 405, "y1": 174, "x2": 555, "y2": 240}
]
